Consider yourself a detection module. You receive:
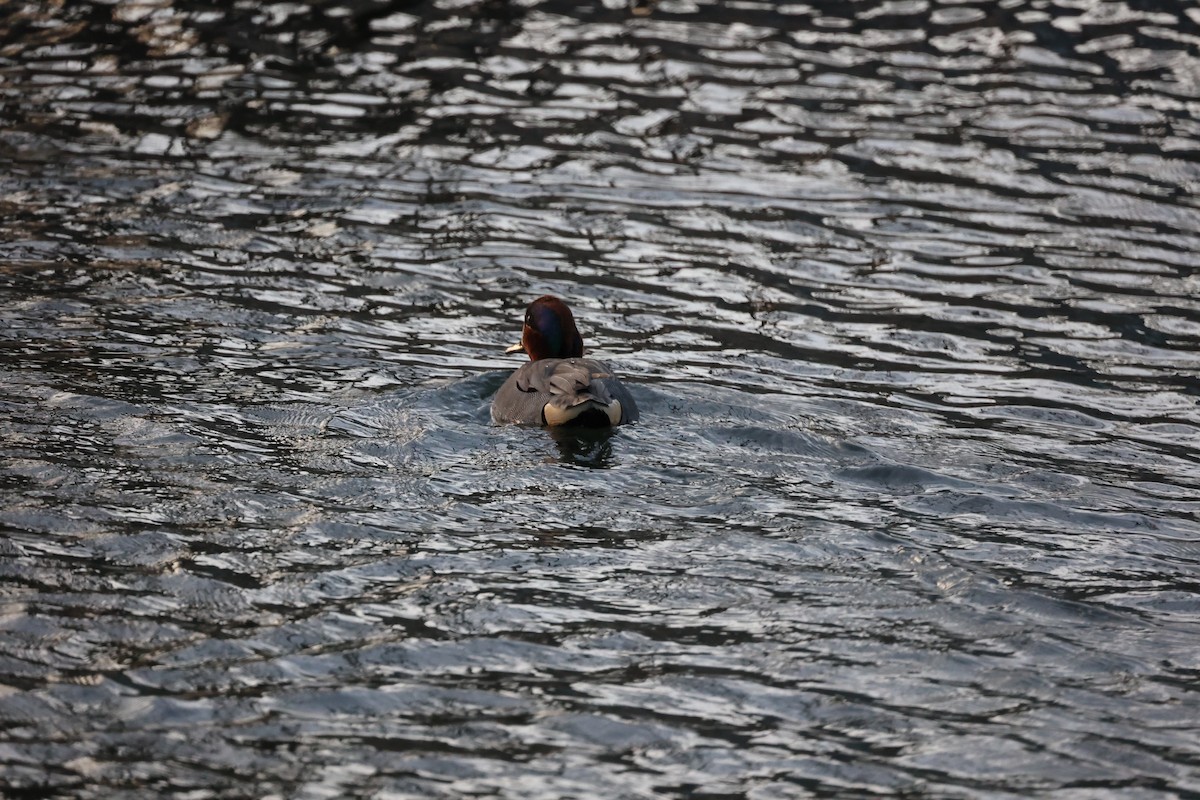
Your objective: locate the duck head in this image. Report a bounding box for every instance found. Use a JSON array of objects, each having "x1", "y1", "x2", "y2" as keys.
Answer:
[{"x1": 505, "y1": 295, "x2": 585, "y2": 360}]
